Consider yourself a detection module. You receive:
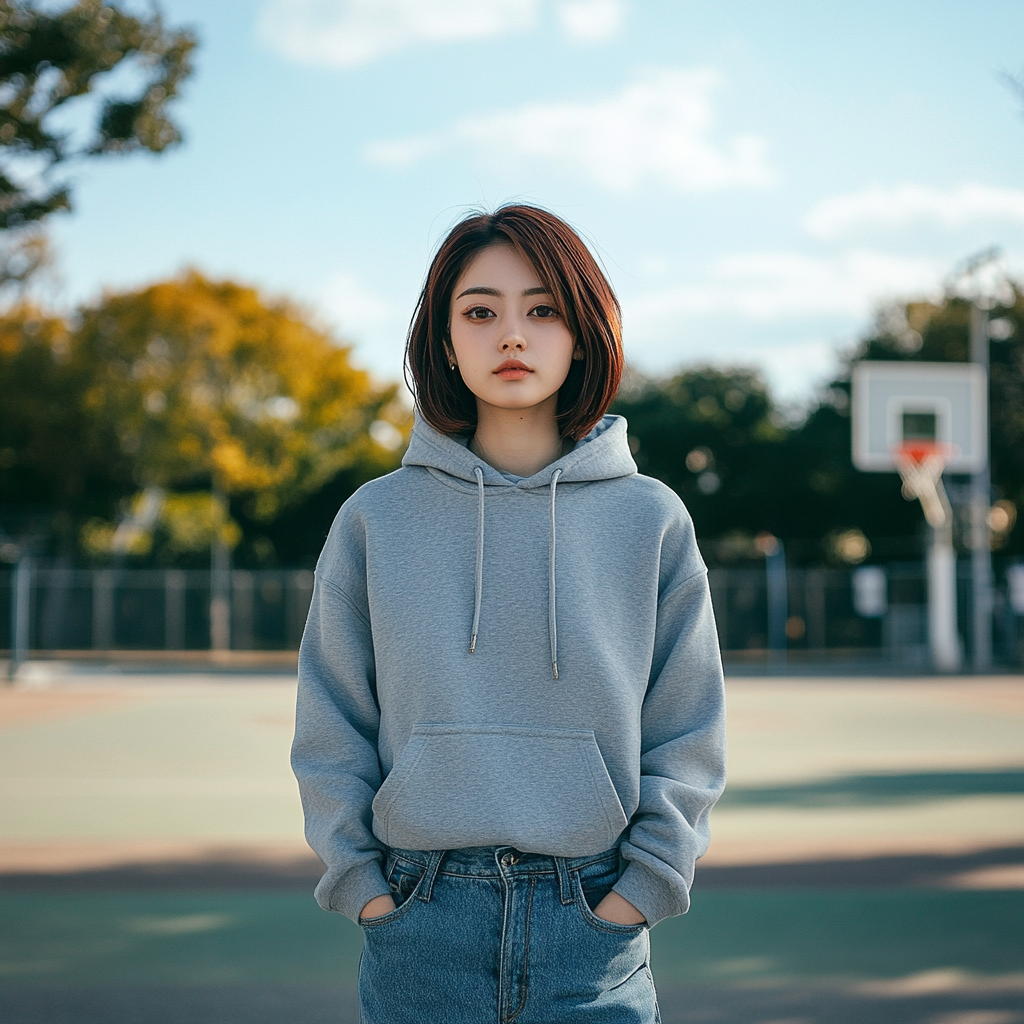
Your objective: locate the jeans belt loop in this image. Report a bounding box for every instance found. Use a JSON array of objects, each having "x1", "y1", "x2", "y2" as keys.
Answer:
[
  {"x1": 553, "y1": 856, "x2": 574, "y2": 906},
  {"x1": 416, "y1": 850, "x2": 445, "y2": 903}
]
